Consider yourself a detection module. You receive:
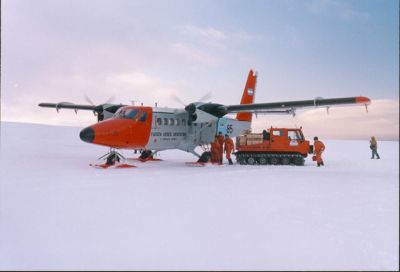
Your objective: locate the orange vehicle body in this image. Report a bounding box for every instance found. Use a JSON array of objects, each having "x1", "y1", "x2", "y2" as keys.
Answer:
[{"x1": 235, "y1": 127, "x2": 313, "y2": 165}]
